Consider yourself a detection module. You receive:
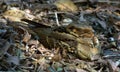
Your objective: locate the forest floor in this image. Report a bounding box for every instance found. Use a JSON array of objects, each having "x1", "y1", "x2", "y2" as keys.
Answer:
[{"x1": 0, "y1": 0, "x2": 120, "y2": 72}]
